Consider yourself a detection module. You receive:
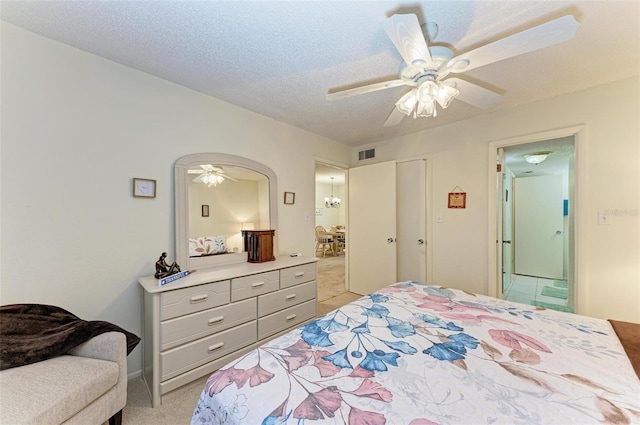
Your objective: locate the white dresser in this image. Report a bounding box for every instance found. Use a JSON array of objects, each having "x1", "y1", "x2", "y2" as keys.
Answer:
[{"x1": 138, "y1": 256, "x2": 317, "y2": 407}]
